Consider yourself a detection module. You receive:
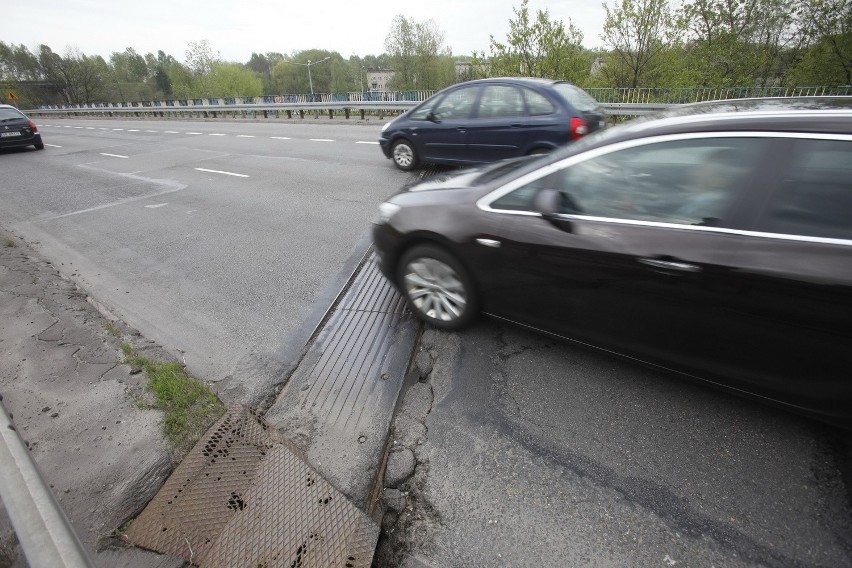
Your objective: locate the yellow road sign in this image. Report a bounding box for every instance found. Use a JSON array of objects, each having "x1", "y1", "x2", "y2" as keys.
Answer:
[{"x1": 7, "y1": 91, "x2": 18, "y2": 101}]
